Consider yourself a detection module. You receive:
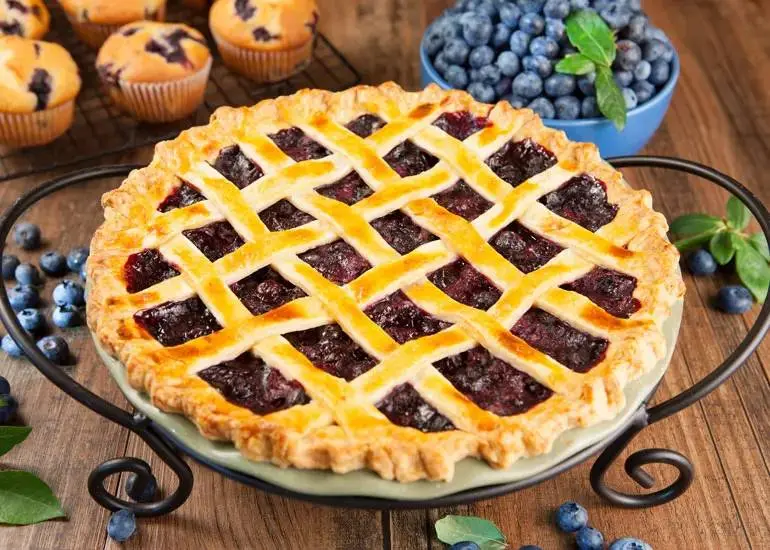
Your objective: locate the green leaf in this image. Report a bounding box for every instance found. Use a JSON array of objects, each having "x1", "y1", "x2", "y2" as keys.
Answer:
[
  {"x1": 726, "y1": 196, "x2": 751, "y2": 230},
  {"x1": 674, "y1": 231, "x2": 718, "y2": 252},
  {"x1": 435, "y1": 515, "x2": 507, "y2": 550},
  {"x1": 595, "y1": 66, "x2": 627, "y2": 130},
  {"x1": 710, "y1": 231, "x2": 738, "y2": 265},
  {"x1": 748, "y1": 232, "x2": 770, "y2": 261},
  {"x1": 0, "y1": 426, "x2": 32, "y2": 458},
  {"x1": 555, "y1": 53, "x2": 596, "y2": 75},
  {"x1": 0, "y1": 471, "x2": 65, "y2": 525},
  {"x1": 736, "y1": 241, "x2": 770, "y2": 303},
  {"x1": 565, "y1": 10, "x2": 616, "y2": 66},
  {"x1": 669, "y1": 214, "x2": 724, "y2": 236}
]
